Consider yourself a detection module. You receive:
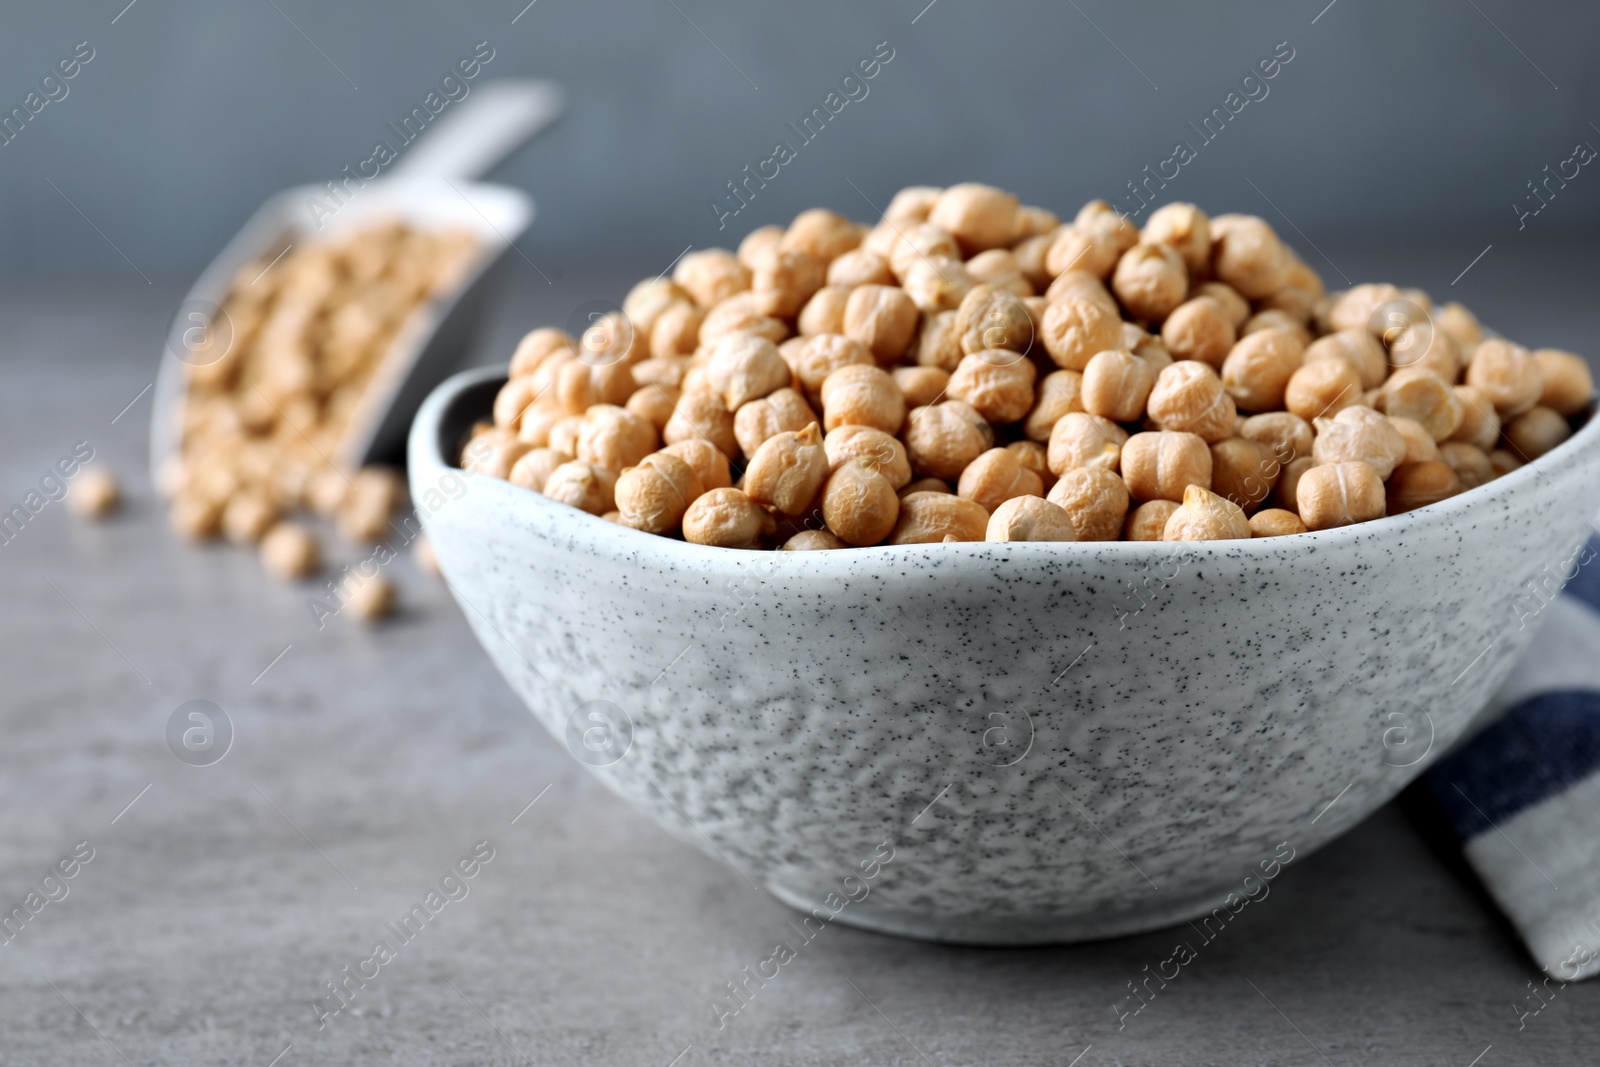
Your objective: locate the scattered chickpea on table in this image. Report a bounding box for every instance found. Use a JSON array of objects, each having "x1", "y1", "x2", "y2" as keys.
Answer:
[{"x1": 467, "y1": 185, "x2": 1593, "y2": 548}]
